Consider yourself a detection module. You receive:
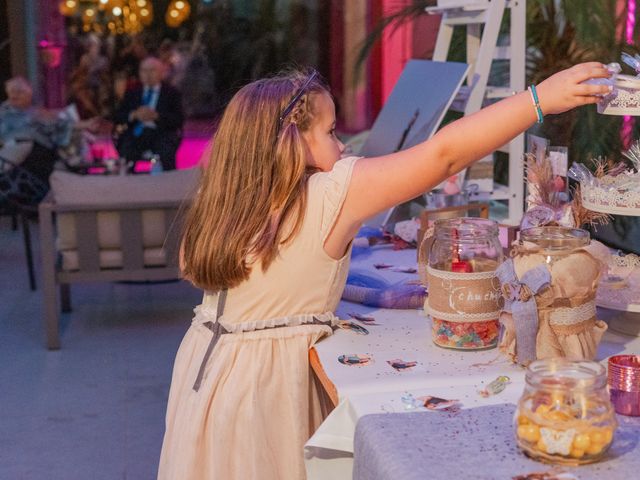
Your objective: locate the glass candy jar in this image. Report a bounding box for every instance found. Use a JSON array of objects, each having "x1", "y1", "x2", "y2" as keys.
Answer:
[
  {"x1": 519, "y1": 226, "x2": 590, "y2": 260},
  {"x1": 425, "y1": 218, "x2": 503, "y2": 350},
  {"x1": 505, "y1": 226, "x2": 606, "y2": 362},
  {"x1": 515, "y1": 359, "x2": 617, "y2": 465}
]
